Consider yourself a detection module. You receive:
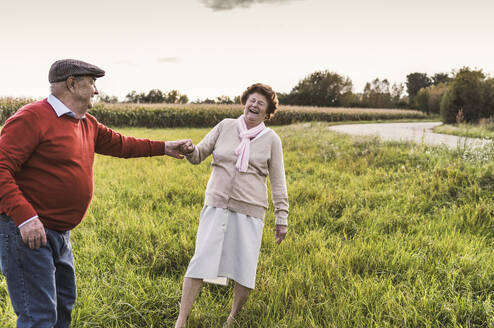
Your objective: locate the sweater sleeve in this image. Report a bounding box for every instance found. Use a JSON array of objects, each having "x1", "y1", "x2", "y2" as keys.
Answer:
[
  {"x1": 186, "y1": 120, "x2": 223, "y2": 164},
  {"x1": 94, "y1": 122, "x2": 166, "y2": 157},
  {"x1": 268, "y1": 134, "x2": 289, "y2": 226},
  {"x1": 0, "y1": 110, "x2": 40, "y2": 226}
]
